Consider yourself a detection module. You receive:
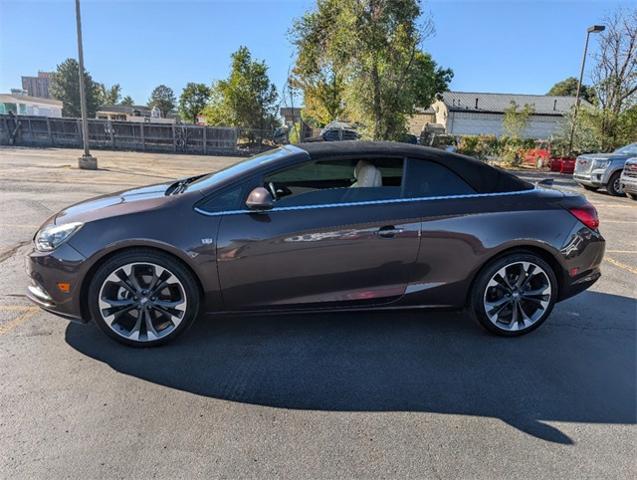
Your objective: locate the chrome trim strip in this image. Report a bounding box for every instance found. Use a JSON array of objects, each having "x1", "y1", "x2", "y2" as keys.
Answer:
[{"x1": 194, "y1": 188, "x2": 537, "y2": 217}]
